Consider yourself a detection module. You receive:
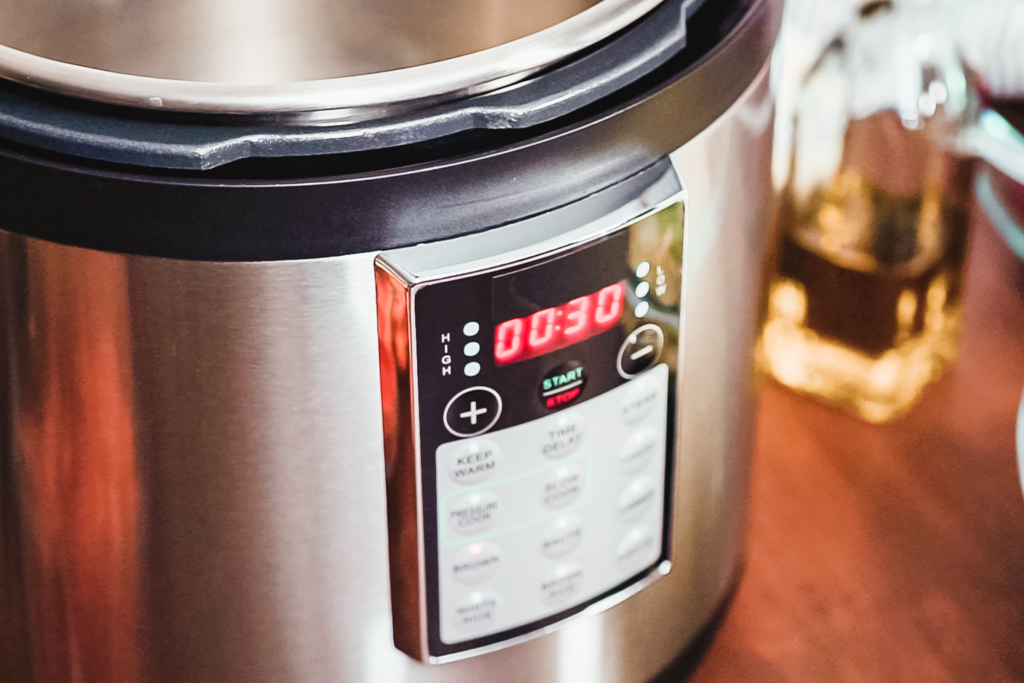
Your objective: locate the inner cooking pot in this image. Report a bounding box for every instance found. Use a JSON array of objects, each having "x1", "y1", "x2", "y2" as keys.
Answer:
[{"x1": 0, "y1": 0, "x2": 666, "y2": 114}]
